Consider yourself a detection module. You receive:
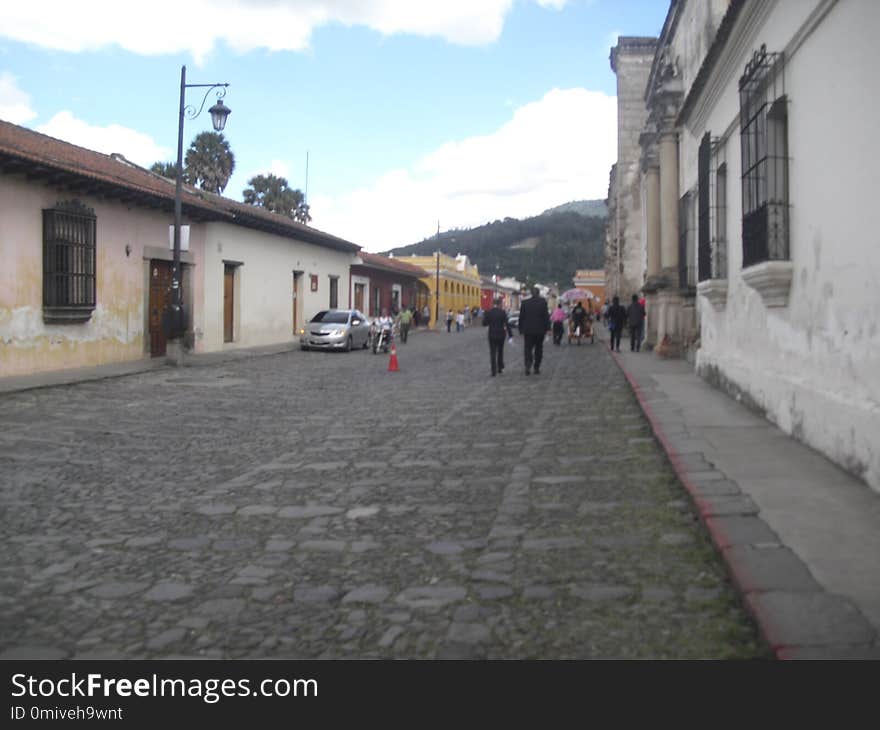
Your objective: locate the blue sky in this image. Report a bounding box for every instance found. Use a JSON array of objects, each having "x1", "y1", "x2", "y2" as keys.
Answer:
[{"x1": 0, "y1": 0, "x2": 669, "y2": 251}]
